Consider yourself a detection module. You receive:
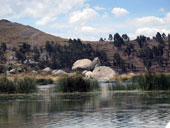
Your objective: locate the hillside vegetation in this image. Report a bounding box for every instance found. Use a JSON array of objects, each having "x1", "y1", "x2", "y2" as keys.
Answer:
[{"x1": 0, "y1": 19, "x2": 170, "y2": 73}]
